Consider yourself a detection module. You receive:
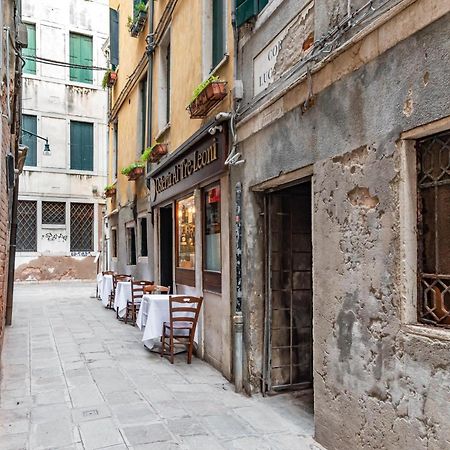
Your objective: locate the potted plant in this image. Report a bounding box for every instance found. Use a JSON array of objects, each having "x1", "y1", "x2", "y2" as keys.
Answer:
[
  {"x1": 129, "y1": 1, "x2": 148, "y2": 37},
  {"x1": 121, "y1": 162, "x2": 145, "y2": 180},
  {"x1": 141, "y1": 142, "x2": 168, "y2": 164},
  {"x1": 187, "y1": 75, "x2": 227, "y2": 118},
  {"x1": 104, "y1": 184, "x2": 116, "y2": 198},
  {"x1": 102, "y1": 69, "x2": 117, "y2": 89}
]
